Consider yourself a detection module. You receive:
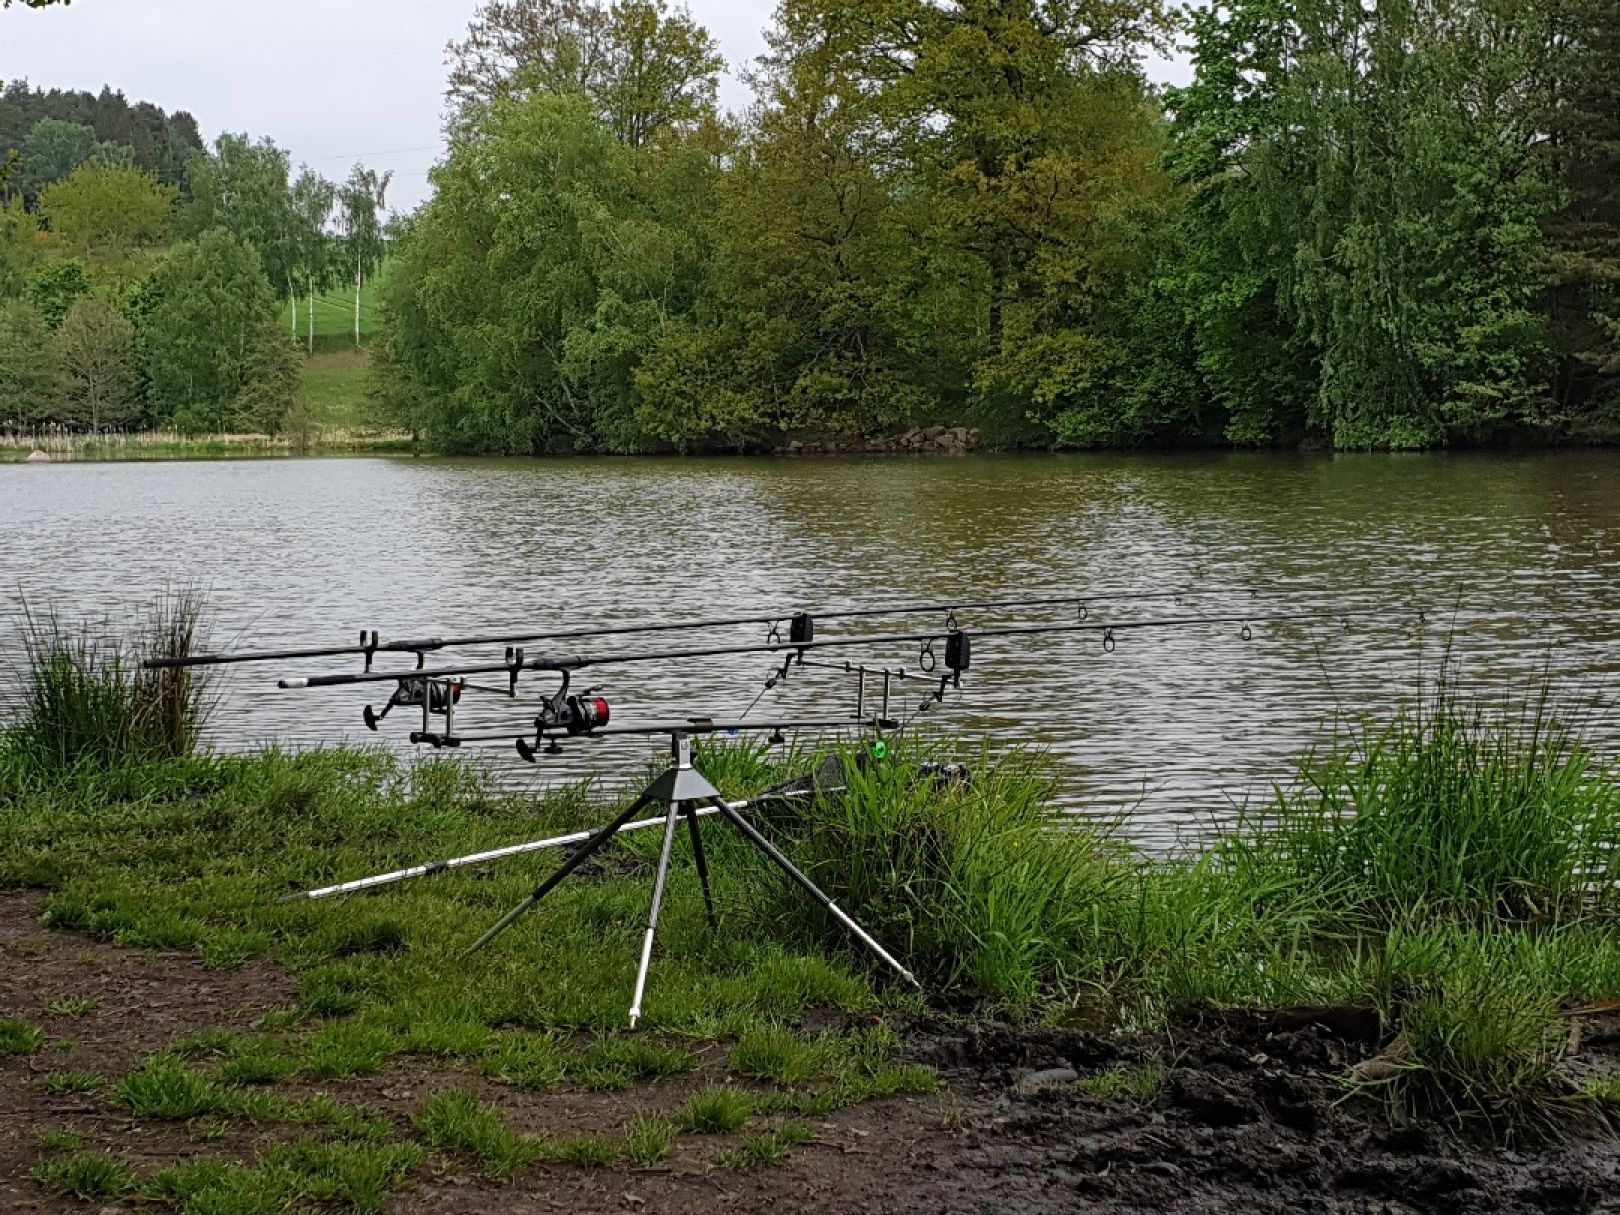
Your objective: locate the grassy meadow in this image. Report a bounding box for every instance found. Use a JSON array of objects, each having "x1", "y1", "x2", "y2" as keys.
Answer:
[{"x1": 3, "y1": 603, "x2": 1620, "y2": 1208}]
